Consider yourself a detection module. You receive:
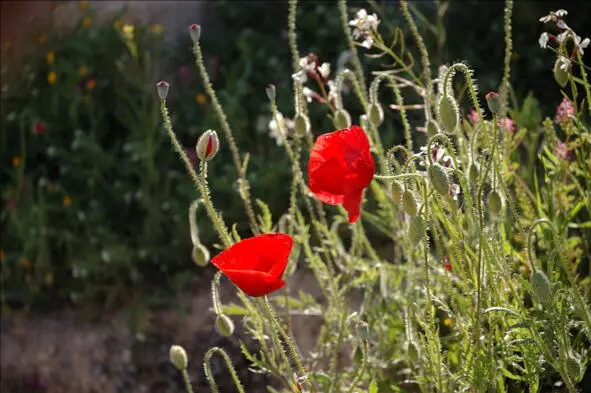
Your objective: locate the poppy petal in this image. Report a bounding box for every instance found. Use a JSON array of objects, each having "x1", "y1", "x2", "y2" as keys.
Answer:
[
  {"x1": 343, "y1": 189, "x2": 363, "y2": 223},
  {"x1": 223, "y1": 269, "x2": 285, "y2": 297},
  {"x1": 308, "y1": 156, "x2": 347, "y2": 204}
]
